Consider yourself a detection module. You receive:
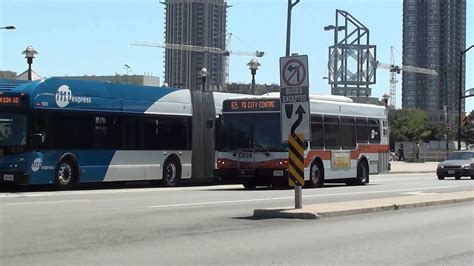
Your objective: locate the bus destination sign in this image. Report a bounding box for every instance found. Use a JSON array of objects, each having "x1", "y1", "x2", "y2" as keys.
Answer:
[
  {"x1": 223, "y1": 99, "x2": 280, "y2": 112},
  {"x1": 0, "y1": 96, "x2": 21, "y2": 106},
  {"x1": 0, "y1": 94, "x2": 28, "y2": 108}
]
